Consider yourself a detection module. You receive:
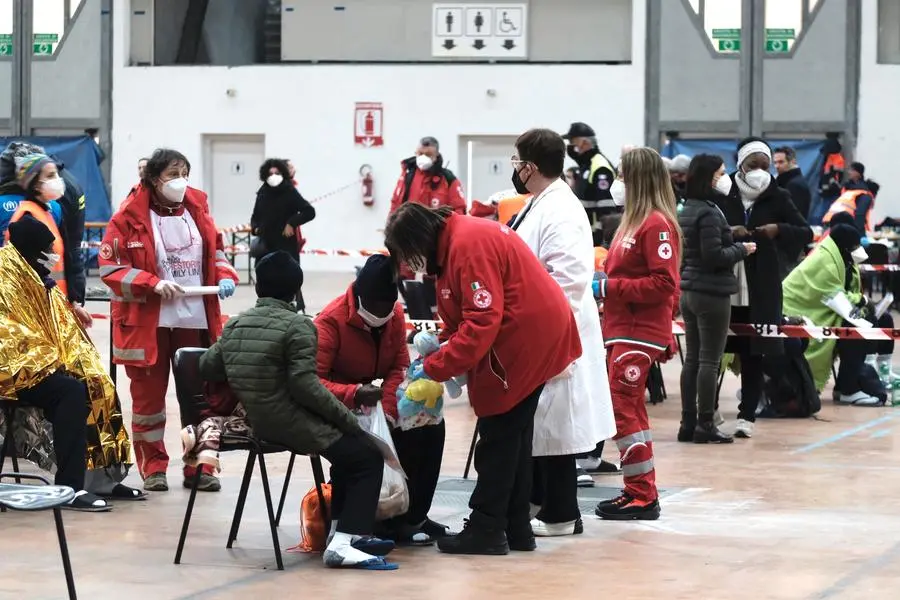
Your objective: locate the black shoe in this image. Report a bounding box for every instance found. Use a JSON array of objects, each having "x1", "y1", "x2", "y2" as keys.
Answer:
[
  {"x1": 421, "y1": 518, "x2": 453, "y2": 539},
  {"x1": 595, "y1": 493, "x2": 660, "y2": 521},
  {"x1": 693, "y1": 421, "x2": 734, "y2": 444},
  {"x1": 677, "y1": 426, "x2": 694, "y2": 442},
  {"x1": 595, "y1": 490, "x2": 625, "y2": 509},
  {"x1": 506, "y1": 521, "x2": 536, "y2": 552},
  {"x1": 437, "y1": 519, "x2": 509, "y2": 555}
]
